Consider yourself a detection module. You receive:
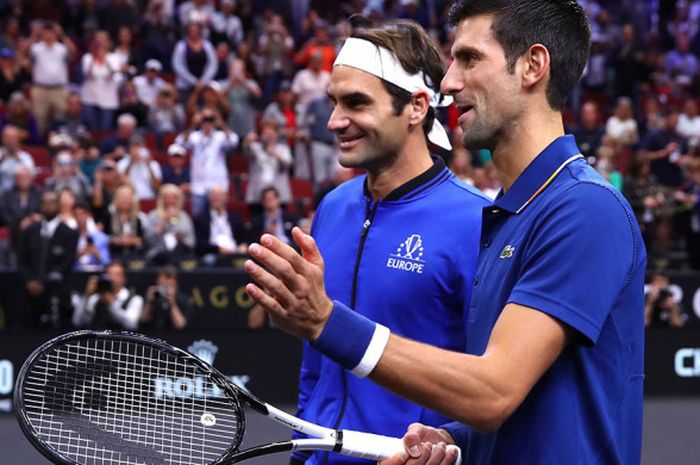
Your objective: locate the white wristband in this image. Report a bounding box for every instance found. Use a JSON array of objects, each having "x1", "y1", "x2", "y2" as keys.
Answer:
[{"x1": 351, "y1": 324, "x2": 390, "y2": 378}]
